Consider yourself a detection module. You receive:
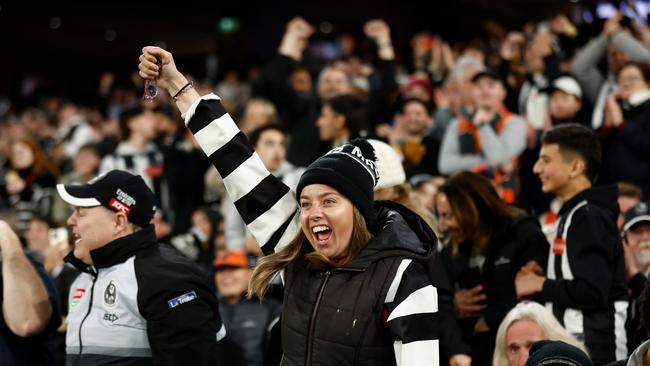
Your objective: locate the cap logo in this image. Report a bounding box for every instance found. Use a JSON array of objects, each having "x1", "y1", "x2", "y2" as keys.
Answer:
[
  {"x1": 109, "y1": 198, "x2": 132, "y2": 215},
  {"x1": 116, "y1": 189, "x2": 136, "y2": 206},
  {"x1": 636, "y1": 202, "x2": 648, "y2": 215},
  {"x1": 327, "y1": 145, "x2": 380, "y2": 186}
]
